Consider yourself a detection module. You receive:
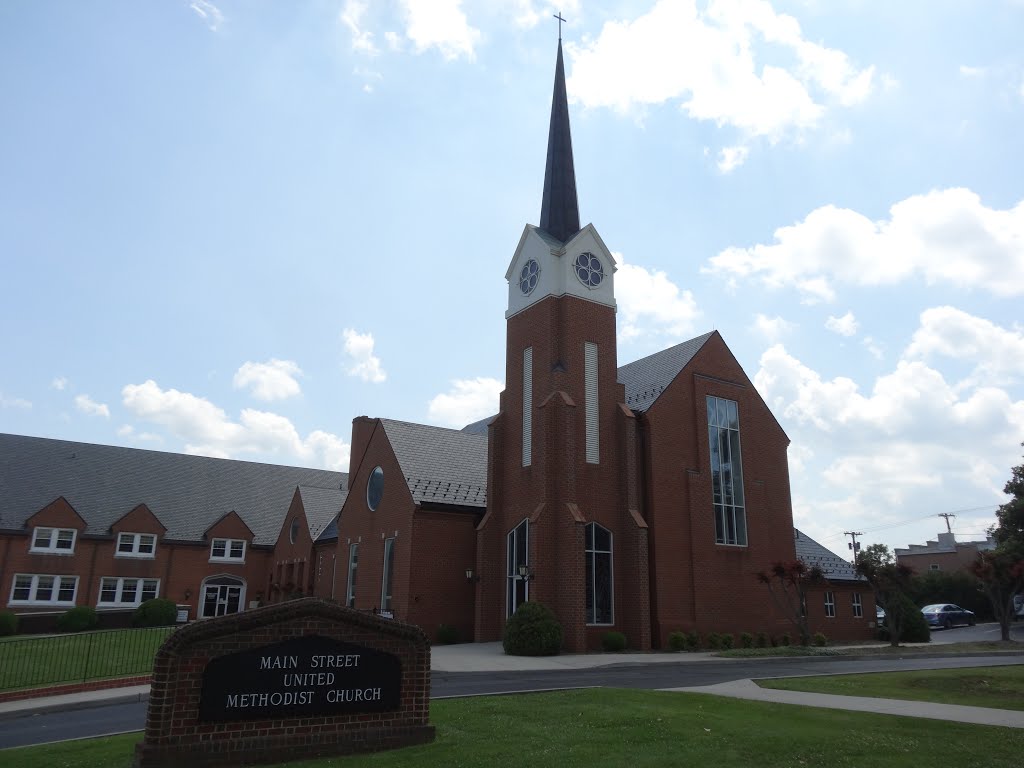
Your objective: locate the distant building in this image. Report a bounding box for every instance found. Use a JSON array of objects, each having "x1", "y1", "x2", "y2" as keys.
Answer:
[{"x1": 895, "y1": 531, "x2": 995, "y2": 573}]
